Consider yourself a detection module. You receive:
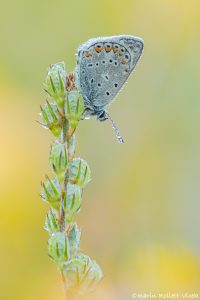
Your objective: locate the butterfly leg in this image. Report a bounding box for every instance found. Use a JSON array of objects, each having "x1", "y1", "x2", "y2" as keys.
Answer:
[
  {"x1": 96, "y1": 111, "x2": 124, "y2": 143},
  {"x1": 105, "y1": 112, "x2": 124, "y2": 144}
]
